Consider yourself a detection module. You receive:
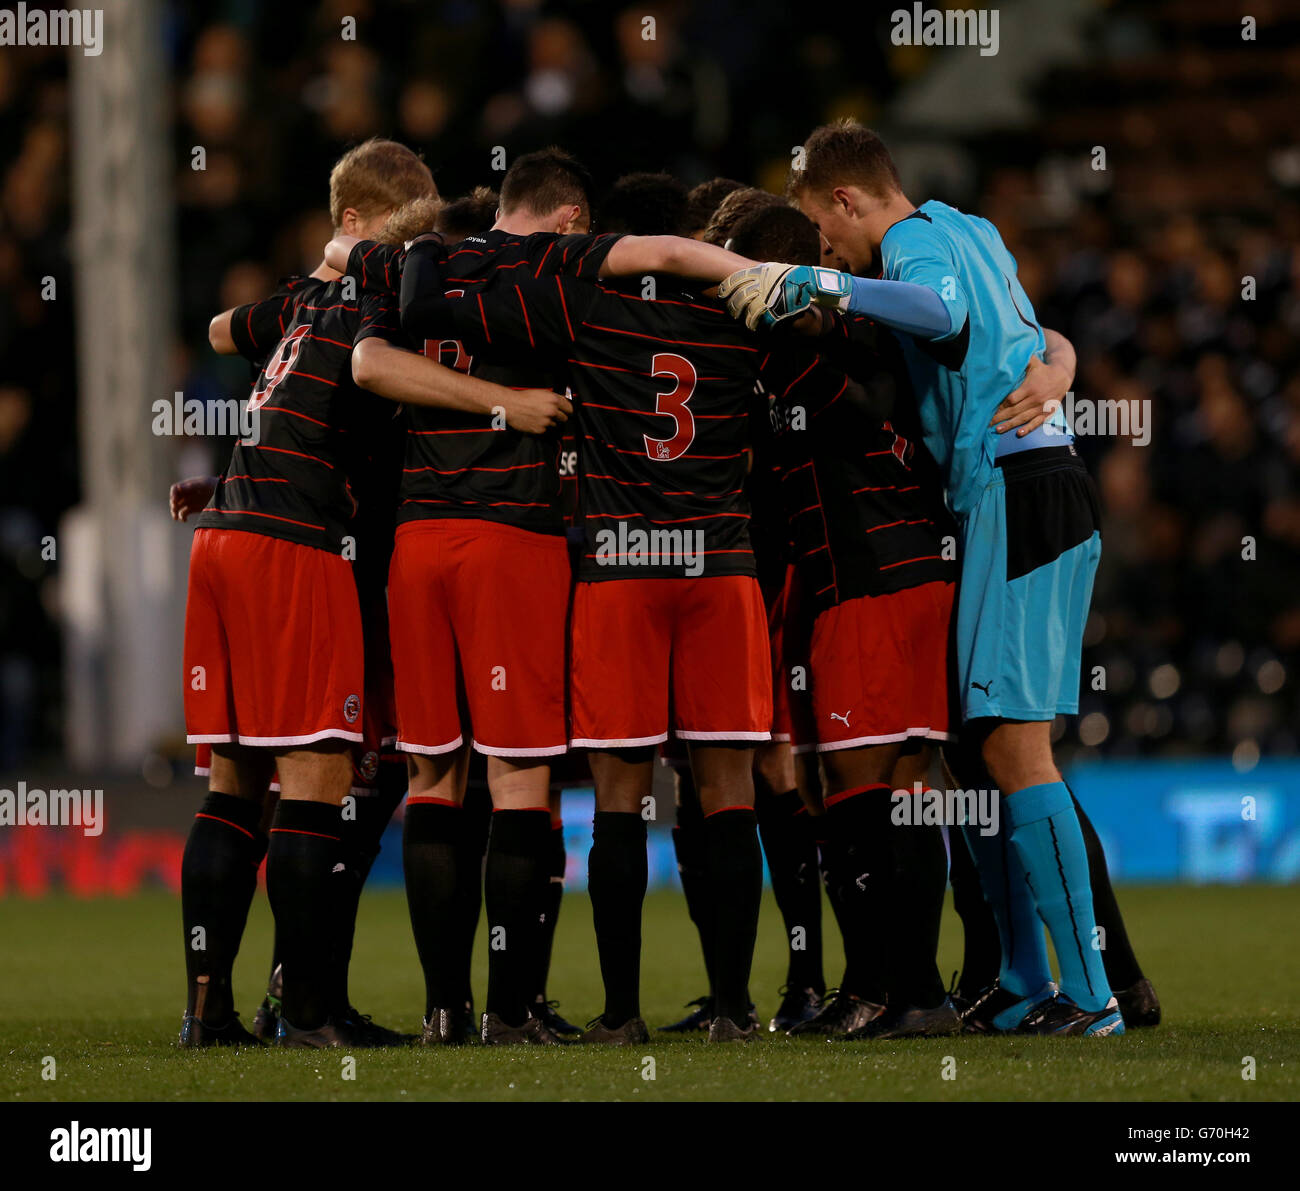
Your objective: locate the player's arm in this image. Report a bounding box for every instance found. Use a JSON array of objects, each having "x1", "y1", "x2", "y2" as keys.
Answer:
[
  {"x1": 208, "y1": 311, "x2": 238, "y2": 354},
  {"x1": 351, "y1": 339, "x2": 569, "y2": 434},
  {"x1": 598, "y1": 235, "x2": 758, "y2": 284},
  {"x1": 324, "y1": 234, "x2": 360, "y2": 274},
  {"x1": 210, "y1": 286, "x2": 301, "y2": 361},
  {"x1": 990, "y1": 327, "x2": 1077, "y2": 437},
  {"x1": 721, "y1": 263, "x2": 954, "y2": 337}
]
